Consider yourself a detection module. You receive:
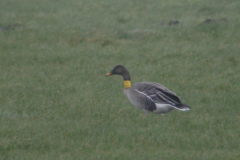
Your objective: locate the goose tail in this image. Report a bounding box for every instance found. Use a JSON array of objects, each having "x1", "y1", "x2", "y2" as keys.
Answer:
[{"x1": 173, "y1": 103, "x2": 191, "y2": 111}]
